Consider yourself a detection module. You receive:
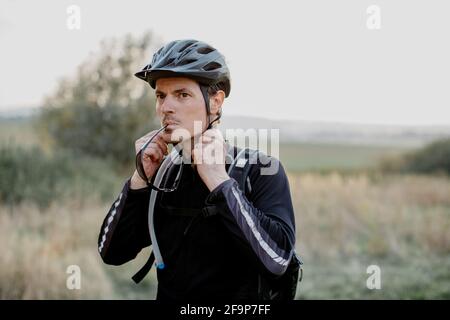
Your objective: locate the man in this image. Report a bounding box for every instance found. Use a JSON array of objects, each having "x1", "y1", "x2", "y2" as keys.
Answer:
[{"x1": 98, "y1": 39, "x2": 299, "y2": 301}]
